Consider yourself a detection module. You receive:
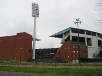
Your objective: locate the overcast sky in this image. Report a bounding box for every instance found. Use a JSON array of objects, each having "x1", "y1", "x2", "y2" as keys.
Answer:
[{"x1": 0, "y1": 0, "x2": 101, "y2": 49}]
